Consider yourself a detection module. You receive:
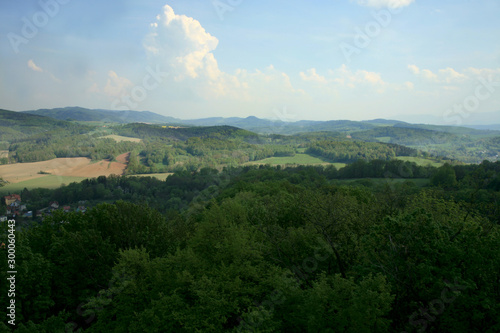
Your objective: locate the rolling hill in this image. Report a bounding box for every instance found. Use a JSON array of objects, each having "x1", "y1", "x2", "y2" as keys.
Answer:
[
  {"x1": 0, "y1": 109, "x2": 90, "y2": 143},
  {"x1": 24, "y1": 107, "x2": 180, "y2": 124}
]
